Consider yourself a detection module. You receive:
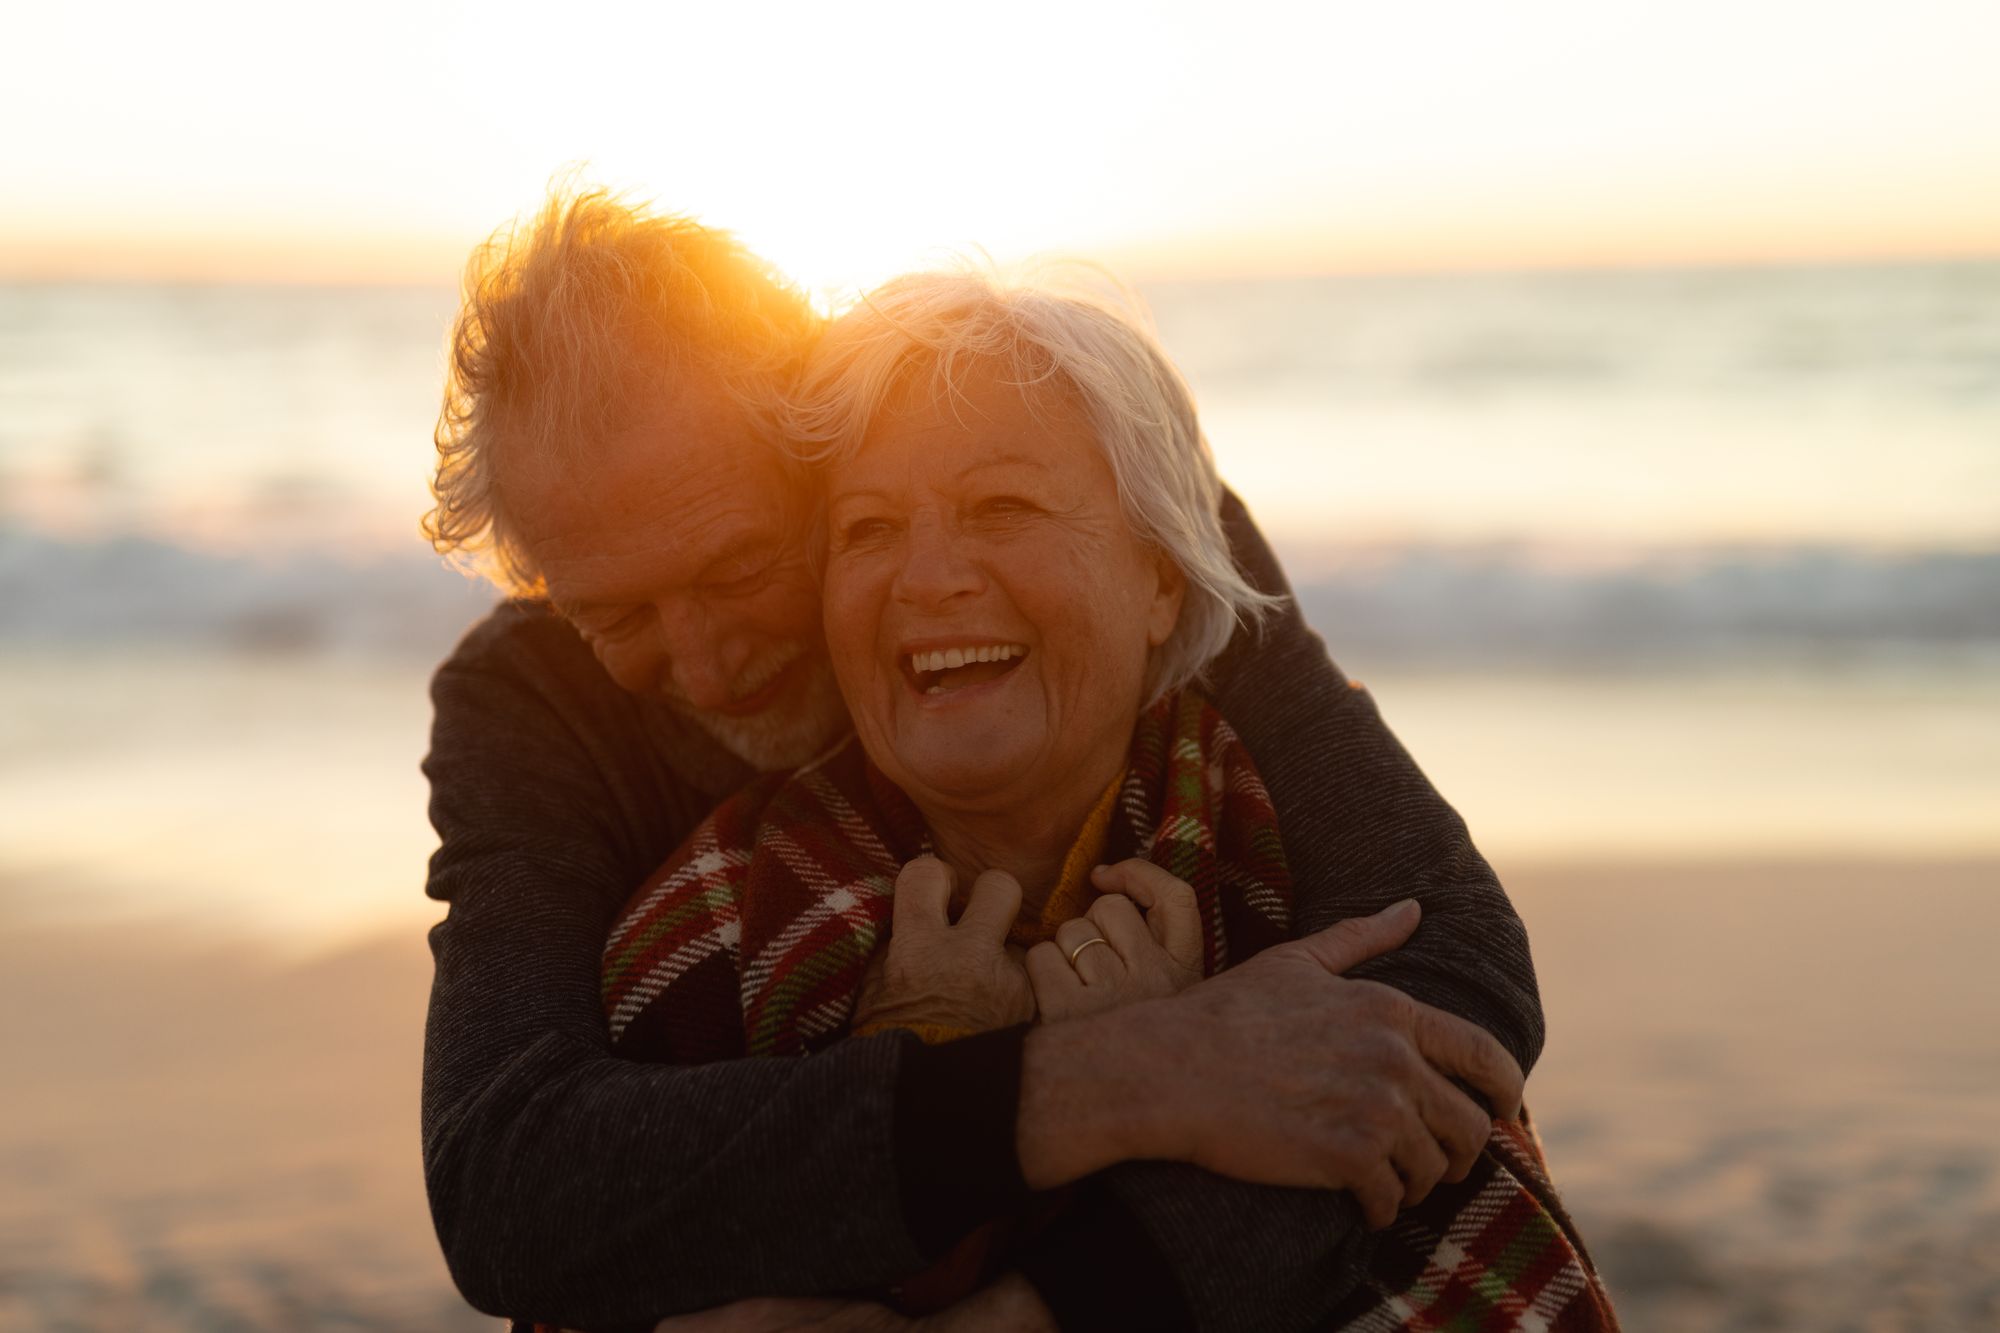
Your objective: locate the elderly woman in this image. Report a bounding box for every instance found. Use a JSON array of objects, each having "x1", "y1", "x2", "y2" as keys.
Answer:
[{"x1": 598, "y1": 272, "x2": 1615, "y2": 1331}]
